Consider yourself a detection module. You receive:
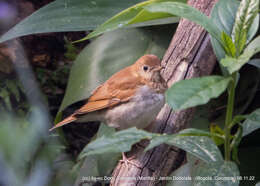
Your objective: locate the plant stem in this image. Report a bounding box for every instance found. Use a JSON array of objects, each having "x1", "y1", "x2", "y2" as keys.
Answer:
[{"x1": 224, "y1": 72, "x2": 237, "y2": 161}]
